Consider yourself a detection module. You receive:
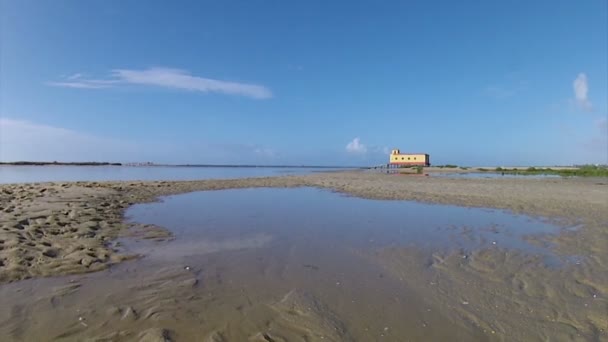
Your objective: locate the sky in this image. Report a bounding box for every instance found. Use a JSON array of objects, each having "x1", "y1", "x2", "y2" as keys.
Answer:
[{"x1": 1, "y1": 0, "x2": 607, "y2": 166}]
